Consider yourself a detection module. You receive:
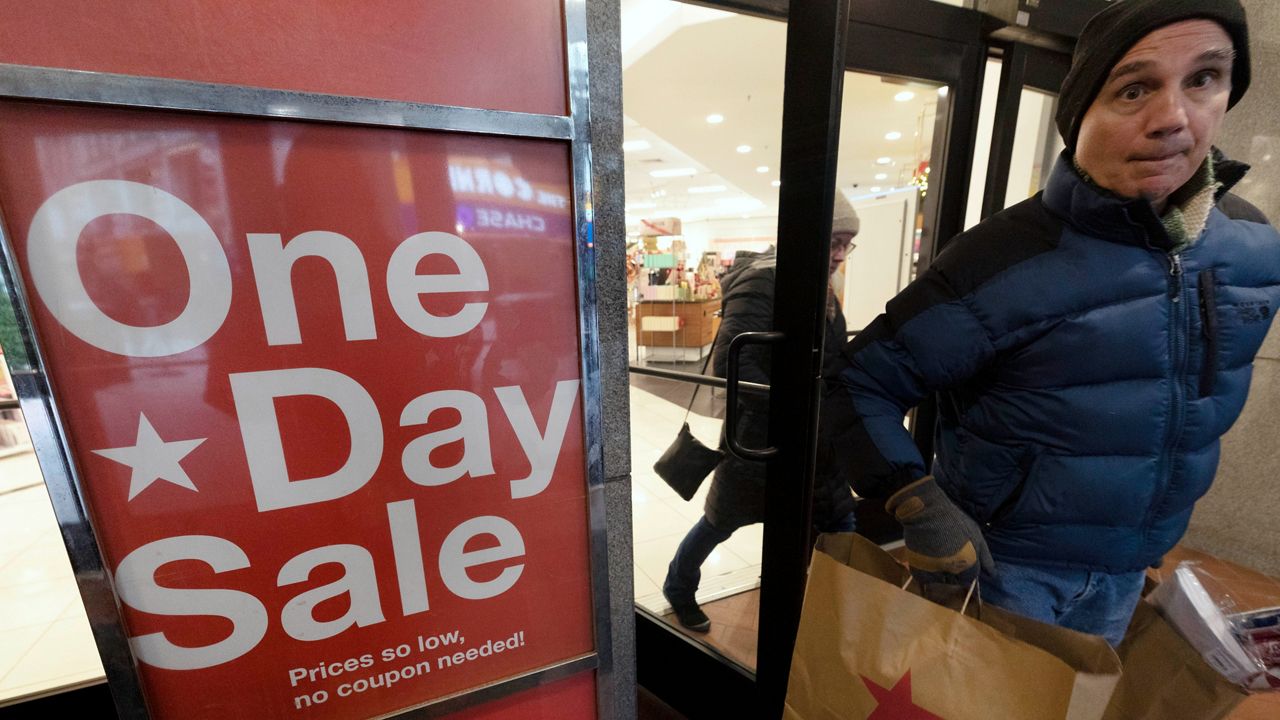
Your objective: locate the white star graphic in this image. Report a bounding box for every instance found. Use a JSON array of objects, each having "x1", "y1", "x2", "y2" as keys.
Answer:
[{"x1": 93, "y1": 413, "x2": 206, "y2": 501}]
